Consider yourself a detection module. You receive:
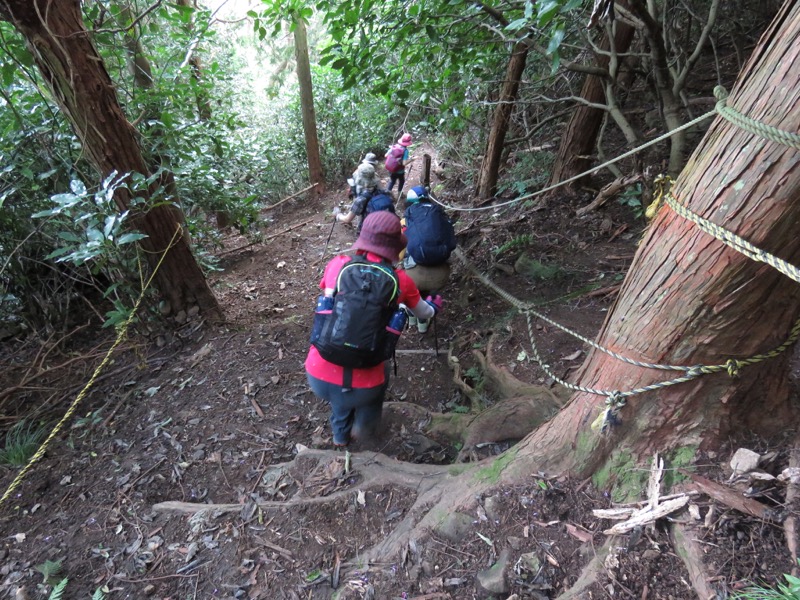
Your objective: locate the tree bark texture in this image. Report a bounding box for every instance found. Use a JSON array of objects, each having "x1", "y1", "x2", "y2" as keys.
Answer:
[
  {"x1": 293, "y1": 16, "x2": 325, "y2": 196},
  {"x1": 508, "y1": 0, "x2": 800, "y2": 481},
  {"x1": 476, "y1": 41, "x2": 528, "y2": 199},
  {"x1": 547, "y1": 14, "x2": 635, "y2": 189},
  {"x1": 0, "y1": 0, "x2": 221, "y2": 320}
]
